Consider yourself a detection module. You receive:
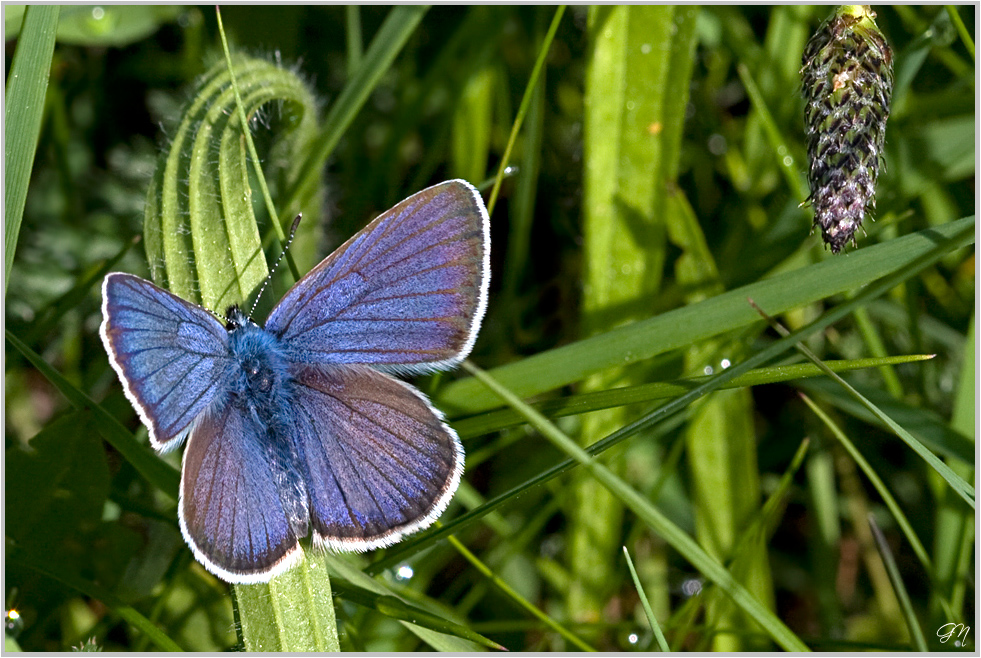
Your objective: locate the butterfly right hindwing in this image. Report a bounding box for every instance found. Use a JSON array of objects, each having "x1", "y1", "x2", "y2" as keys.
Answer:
[{"x1": 288, "y1": 364, "x2": 463, "y2": 551}]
